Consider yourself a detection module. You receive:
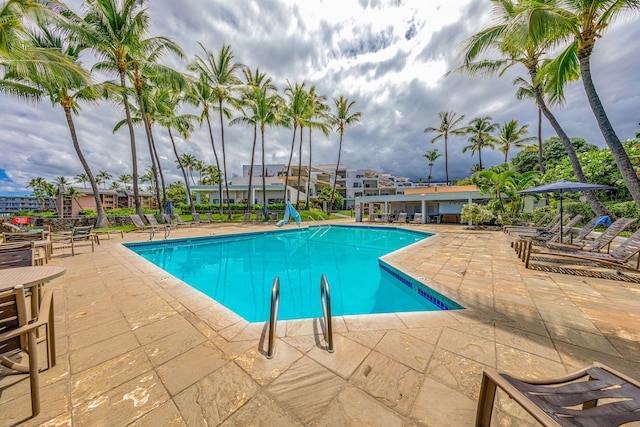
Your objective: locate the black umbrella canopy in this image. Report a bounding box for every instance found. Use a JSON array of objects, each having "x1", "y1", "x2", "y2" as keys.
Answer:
[
  {"x1": 519, "y1": 180, "x2": 612, "y2": 194},
  {"x1": 519, "y1": 180, "x2": 612, "y2": 243}
]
